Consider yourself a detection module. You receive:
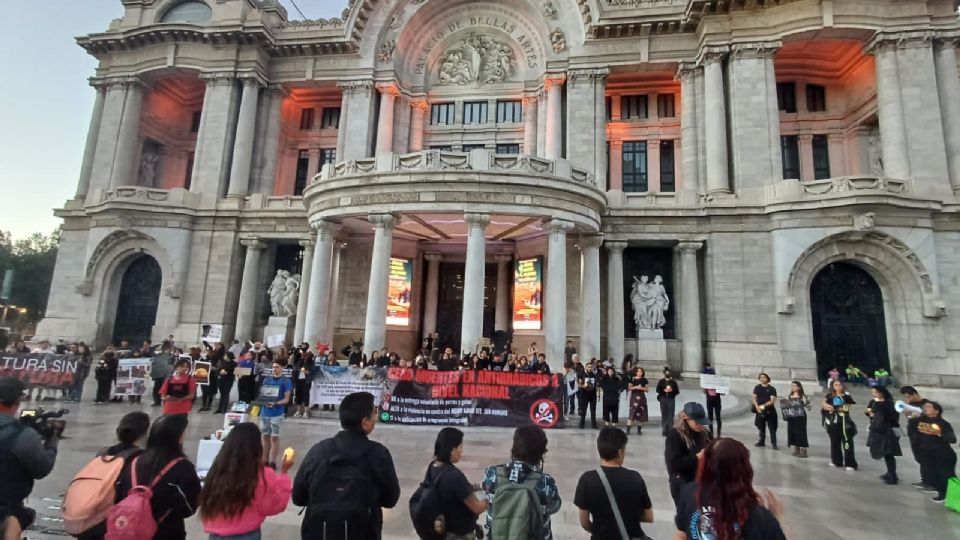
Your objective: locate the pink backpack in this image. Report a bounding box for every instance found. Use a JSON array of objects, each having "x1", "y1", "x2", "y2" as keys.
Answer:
[
  {"x1": 105, "y1": 456, "x2": 183, "y2": 540},
  {"x1": 62, "y1": 450, "x2": 137, "y2": 535}
]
